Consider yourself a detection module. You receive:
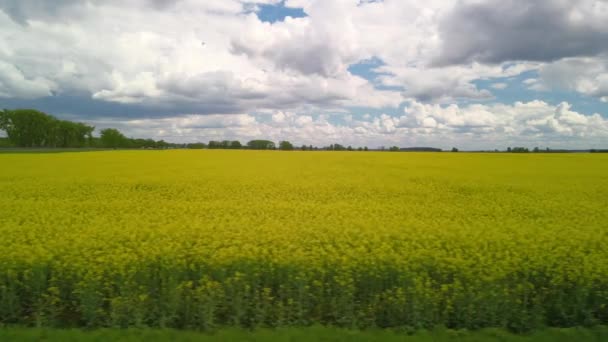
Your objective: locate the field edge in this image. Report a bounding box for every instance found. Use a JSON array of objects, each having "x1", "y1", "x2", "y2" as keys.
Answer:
[{"x1": 1, "y1": 326, "x2": 607, "y2": 342}]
